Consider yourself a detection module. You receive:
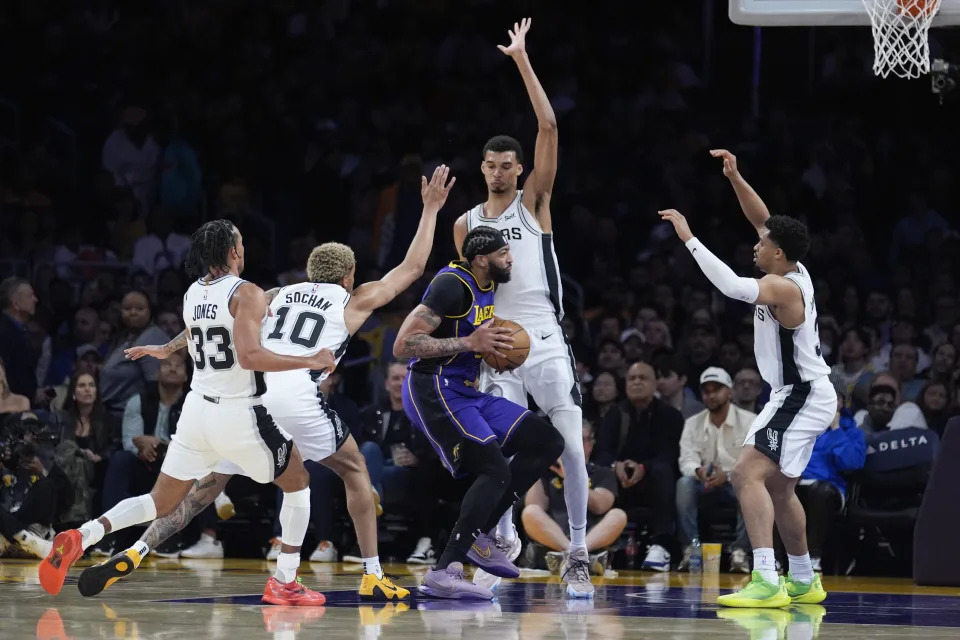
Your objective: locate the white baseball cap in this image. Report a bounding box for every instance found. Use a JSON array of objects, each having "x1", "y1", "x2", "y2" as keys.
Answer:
[{"x1": 700, "y1": 367, "x2": 733, "y2": 389}]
